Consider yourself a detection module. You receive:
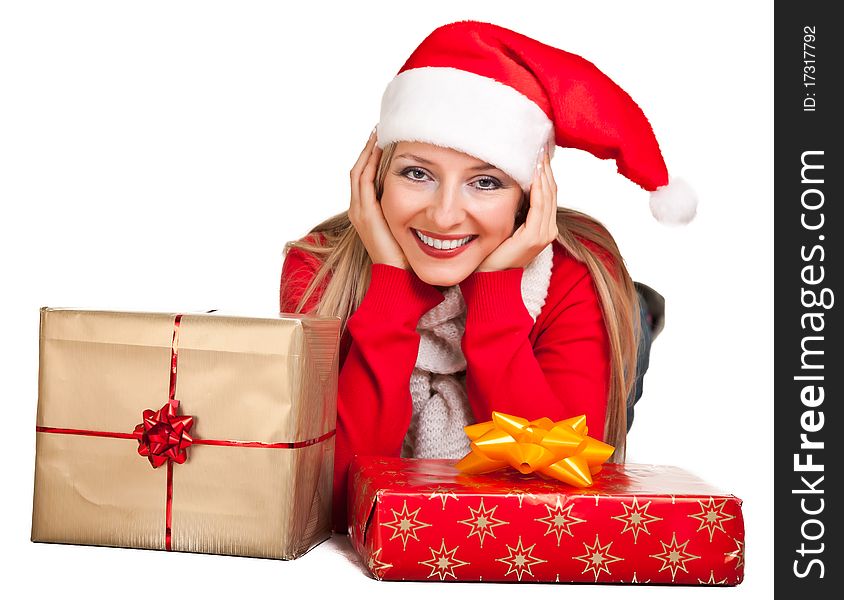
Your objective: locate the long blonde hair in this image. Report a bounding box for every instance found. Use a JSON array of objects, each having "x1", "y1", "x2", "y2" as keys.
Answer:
[{"x1": 281, "y1": 142, "x2": 640, "y2": 460}]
